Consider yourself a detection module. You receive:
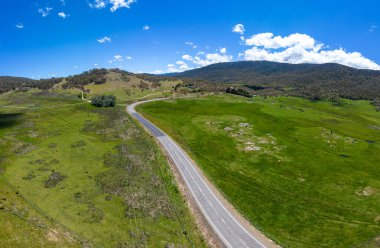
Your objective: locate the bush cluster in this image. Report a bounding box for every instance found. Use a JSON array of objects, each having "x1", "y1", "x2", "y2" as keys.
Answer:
[{"x1": 91, "y1": 95, "x2": 116, "y2": 107}]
